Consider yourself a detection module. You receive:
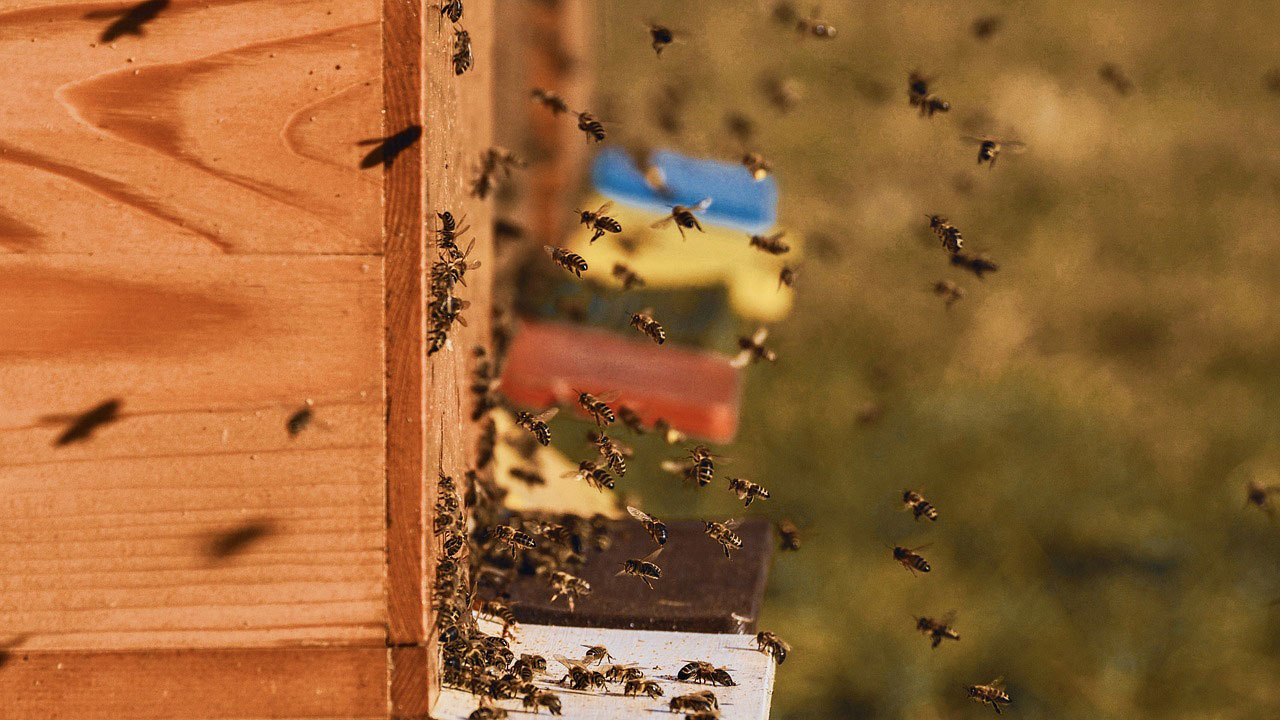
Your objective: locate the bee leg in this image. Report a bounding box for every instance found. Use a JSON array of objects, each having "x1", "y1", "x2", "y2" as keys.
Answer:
[{"x1": 992, "y1": 701, "x2": 1001, "y2": 715}]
